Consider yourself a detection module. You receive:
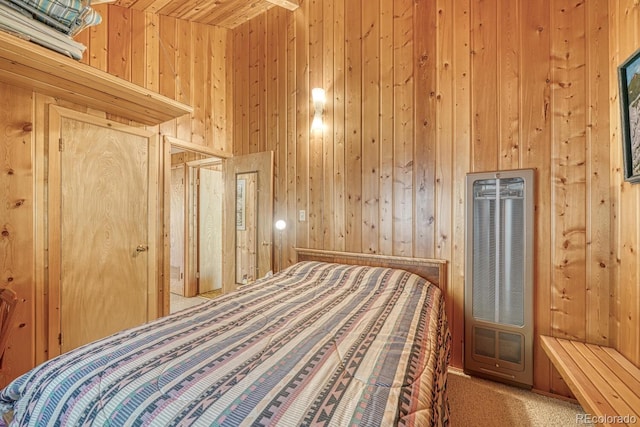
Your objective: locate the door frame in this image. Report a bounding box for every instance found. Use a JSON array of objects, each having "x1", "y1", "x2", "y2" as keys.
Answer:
[
  {"x1": 162, "y1": 136, "x2": 228, "y2": 309},
  {"x1": 47, "y1": 105, "x2": 158, "y2": 357},
  {"x1": 223, "y1": 151, "x2": 274, "y2": 293}
]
